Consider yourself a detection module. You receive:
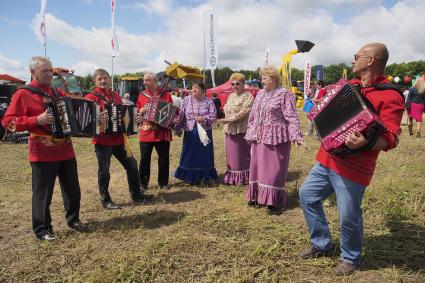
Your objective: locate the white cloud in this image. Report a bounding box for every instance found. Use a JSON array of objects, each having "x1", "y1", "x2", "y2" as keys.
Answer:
[
  {"x1": 0, "y1": 55, "x2": 29, "y2": 81},
  {"x1": 71, "y1": 61, "x2": 100, "y2": 76},
  {"x1": 2, "y1": 0, "x2": 423, "y2": 81},
  {"x1": 127, "y1": 0, "x2": 173, "y2": 15}
]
